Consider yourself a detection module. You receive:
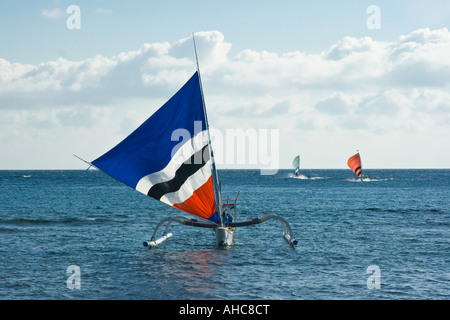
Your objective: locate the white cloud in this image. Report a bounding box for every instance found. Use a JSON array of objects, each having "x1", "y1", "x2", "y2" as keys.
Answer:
[
  {"x1": 314, "y1": 93, "x2": 358, "y2": 115},
  {"x1": 1, "y1": 29, "x2": 449, "y2": 168},
  {"x1": 173, "y1": 31, "x2": 232, "y2": 71},
  {"x1": 41, "y1": 8, "x2": 65, "y2": 20}
]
